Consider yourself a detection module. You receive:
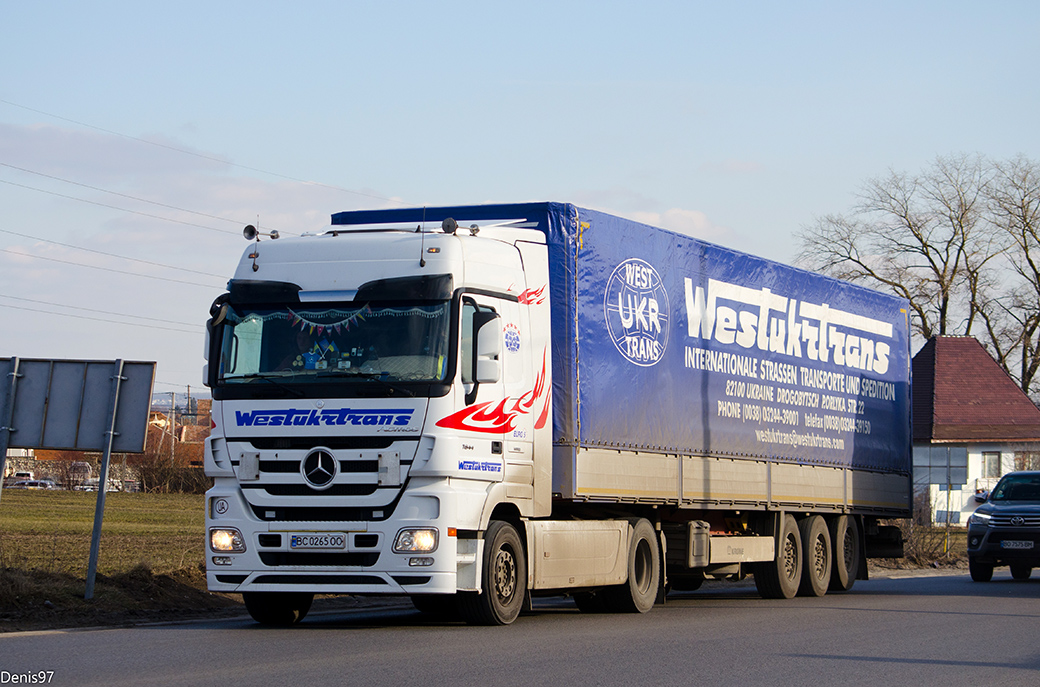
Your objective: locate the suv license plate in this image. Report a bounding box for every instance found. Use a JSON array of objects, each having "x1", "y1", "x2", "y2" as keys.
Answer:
[
  {"x1": 1001, "y1": 540, "x2": 1034, "y2": 550},
  {"x1": 290, "y1": 533, "x2": 347, "y2": 550}
]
